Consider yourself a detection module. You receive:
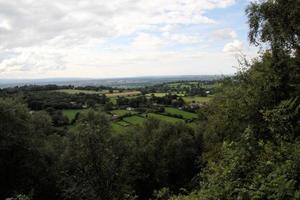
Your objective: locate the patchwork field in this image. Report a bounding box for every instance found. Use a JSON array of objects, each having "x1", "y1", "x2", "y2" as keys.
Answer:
[
  {"x1": 182, "y1": 96, "x2": 212, "y2": 104},
  {"x1": 111, "y1": 123, "x2": 129, "y2": 134},
  {"x1": 146, "y1": 93, "x2": 168, "y2": 97},
  {"x1": 57, "y1": 89, "x2": 107, "y2": 95},
  {"x1": 116, "y1": 120, "x2": 131, "y2": 127},
  {"x1": 164, "y1": 107, "x2": 197, "y2": 119},
  {"x1": 146, "y1": 92, "x2": 185, "y2": 97},
  {"x1": 111, "y1": 109, "x2": 137, "y2": 116},
  {"x1": 58, "y1": 89, "x2": 141, "y2": 97},
  {"x1": 105, "y1": 91, "x2": 141, "y2": 97},
  {"x1": 62, "y1": 109, "x2": 83, "y2": 120},
  {"x1": 123, "y1": 115, "x2": 145, "y2": 125},
  {"x1": 146, "y1": 113, "x2": 184, "y2": 123}
]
